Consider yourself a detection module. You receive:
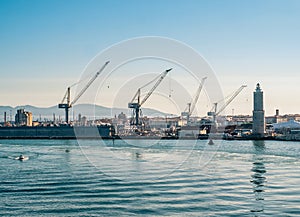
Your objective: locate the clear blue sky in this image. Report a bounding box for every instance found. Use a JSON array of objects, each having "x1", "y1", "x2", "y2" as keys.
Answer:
[{"x1": 1, "y1": 0, "x2": 300, "y2": 115}]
